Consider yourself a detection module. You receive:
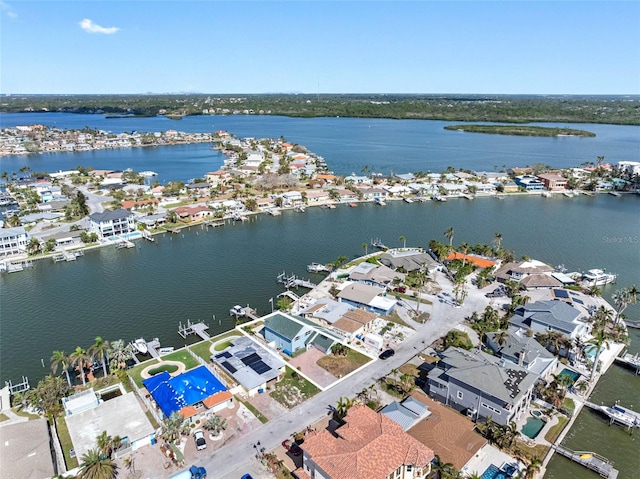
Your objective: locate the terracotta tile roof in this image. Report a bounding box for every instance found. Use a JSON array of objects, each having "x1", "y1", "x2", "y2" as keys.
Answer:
[
  {"x1": 333, "y1": 317, "x2": 362, "y2": 334},
  {"x1": 178, "y1": 405, "x2": 198, "y2": 419},
  {"x1": 302, "y1": 405, "x2": 434, "y2": 479},
  {"x1": 445, "y1": 252, "x2": 496, "y2": 269},
  {"x1": 406, "y1": 394, "x2": 487, "y2": 470},
  {"x1": 203, "y1": 390, "x2": 233, "y2": 409},
  {"x1": 342, "y1": 309, "x2": 378, "y2": 325},
  {"x1": 293, "y1": 468, "x2": 312, "y2": 479}
]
